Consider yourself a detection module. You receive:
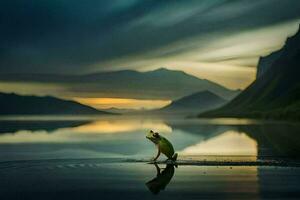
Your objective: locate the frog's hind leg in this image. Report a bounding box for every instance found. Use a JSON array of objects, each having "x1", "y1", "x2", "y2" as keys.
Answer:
[{"x1": 165, "y1": 153, "x2": 178, "y2": 166}]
